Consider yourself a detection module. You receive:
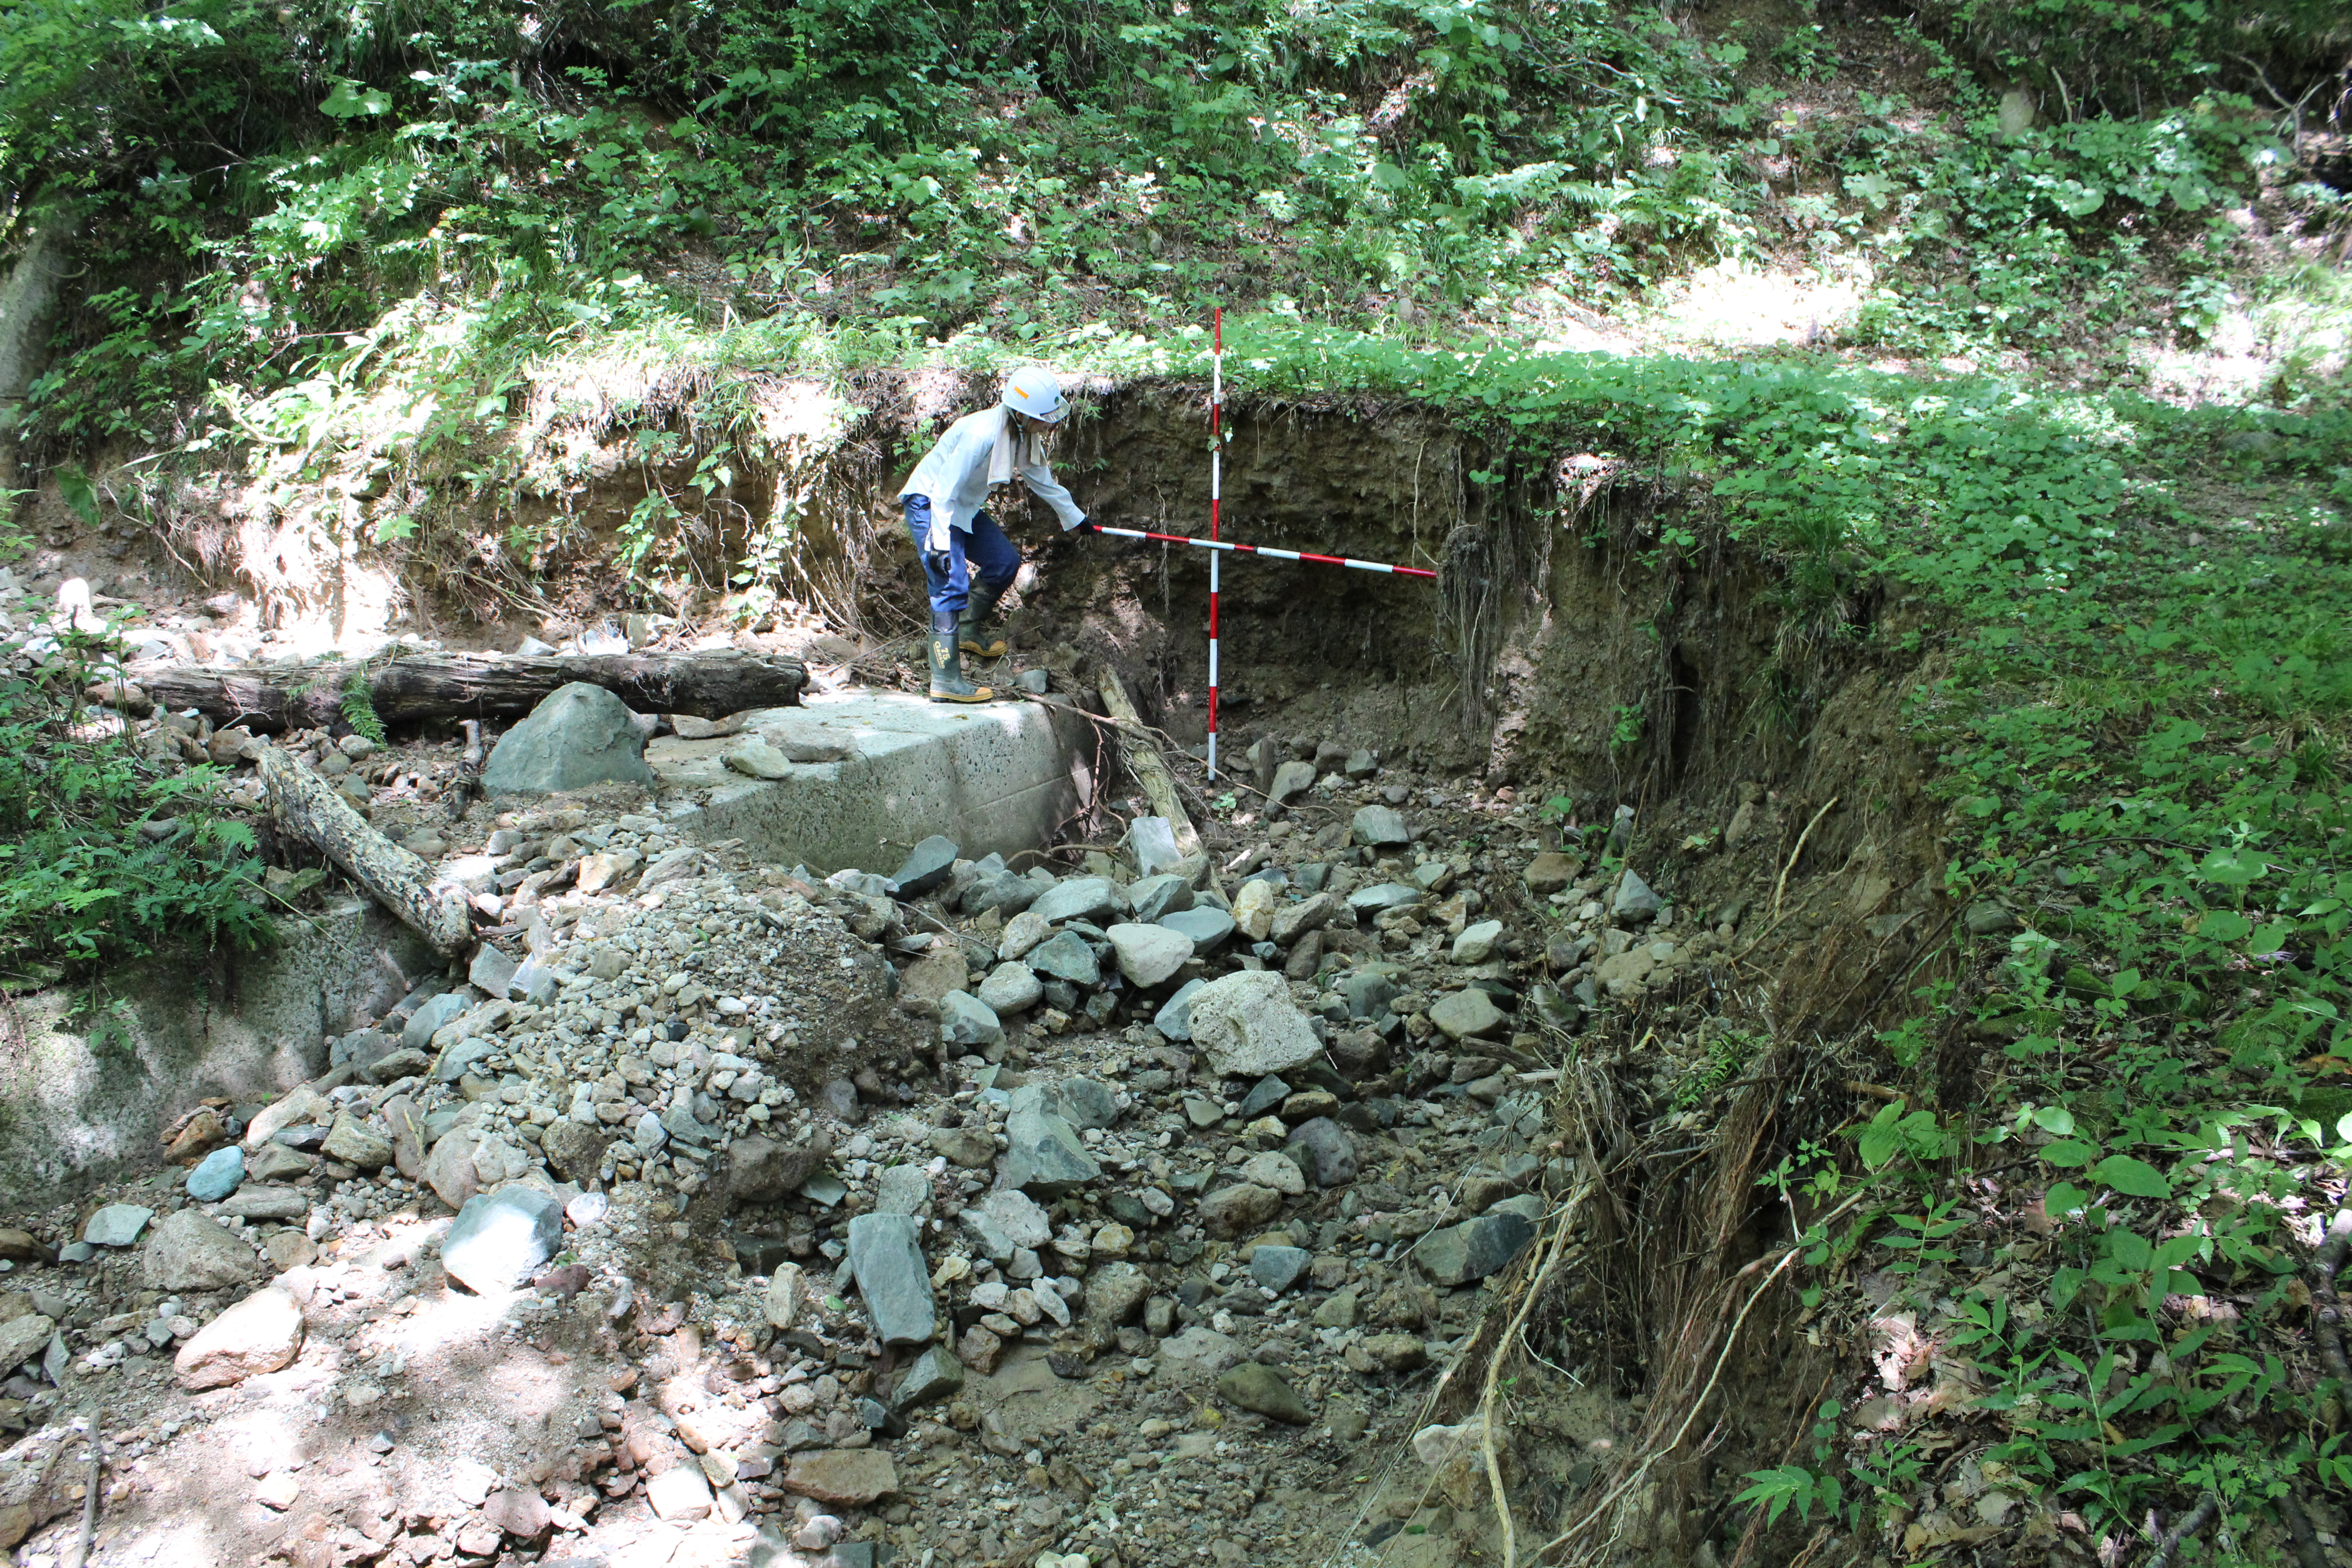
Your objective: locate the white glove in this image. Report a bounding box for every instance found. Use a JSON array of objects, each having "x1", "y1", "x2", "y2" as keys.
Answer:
[{"x1": 925, "y1": 511, "x2": 951, "y2": 555}]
